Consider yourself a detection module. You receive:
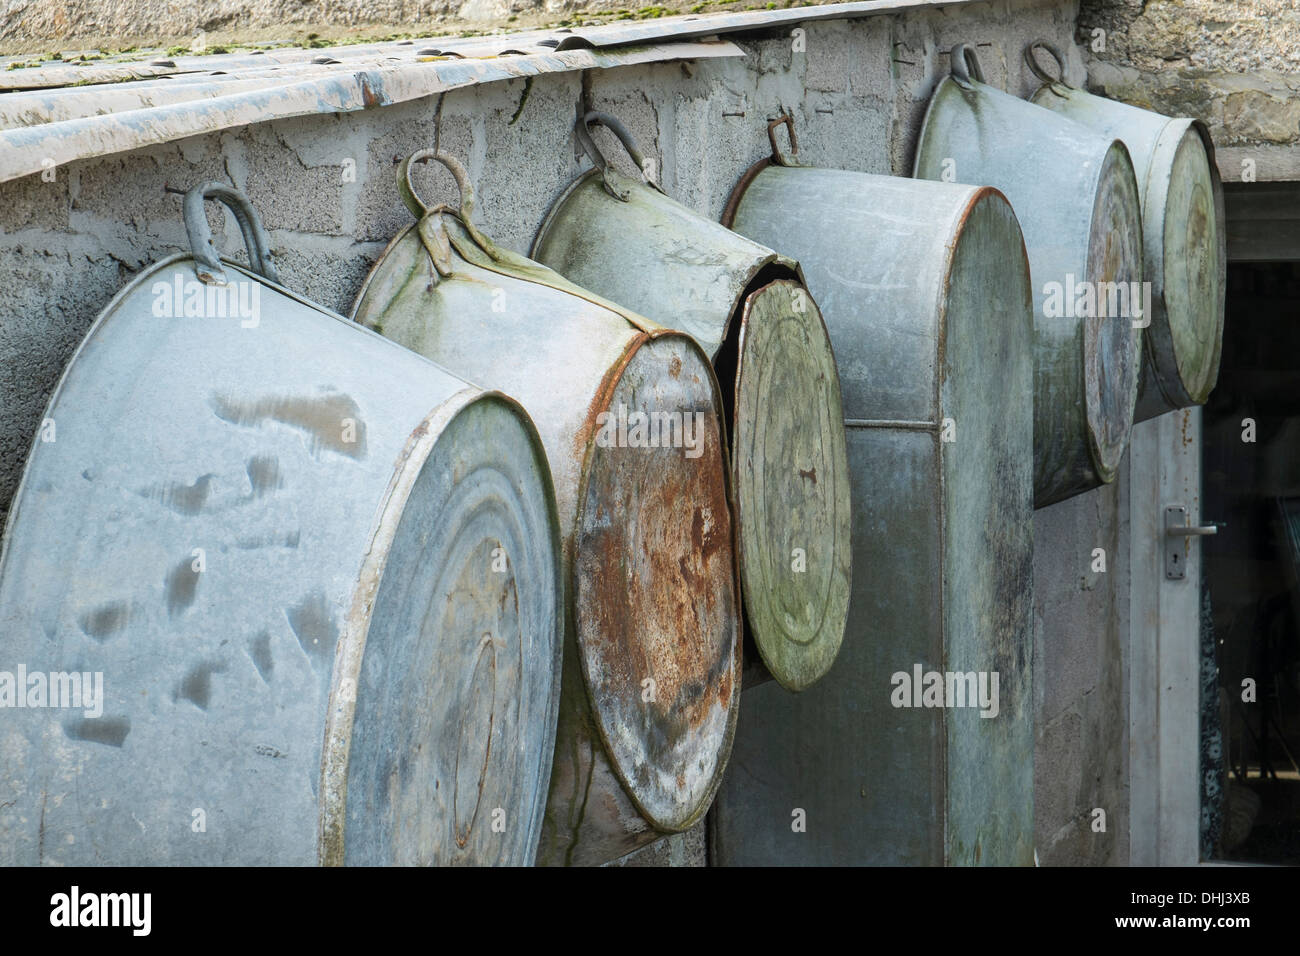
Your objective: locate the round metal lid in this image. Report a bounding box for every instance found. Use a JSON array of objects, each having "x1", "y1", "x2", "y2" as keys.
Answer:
[
  {"x1": 1158, "y1": 124, "x2": 1224, "y2": 405},
  {"x1": 573, "y1": 333, "x2": 740, "y2": 833},
  {"x1": 1083, "y1": 142, "x2": 1144, "y2": 484},
  {"x1": 325, "y1": 393, "x2": 564, "y2": 866},
  {"x1": 732, "y1": 279, "x2": 852, "y2": 691}
]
